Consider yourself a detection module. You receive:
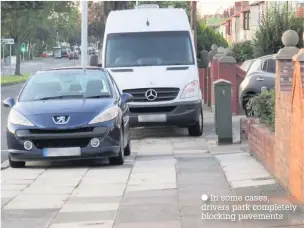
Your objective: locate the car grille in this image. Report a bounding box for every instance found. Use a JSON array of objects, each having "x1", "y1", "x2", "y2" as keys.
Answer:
[
  {"x1": 33, "y1": 138, "x2": 90, "y2": 149},
  {"x1": 29, "y1": 128, "x2": 93, "y2": 134},
  {"x1": 129, "y1": 106, "x2": 176, "y2": 113},
  {"x1": 123, "y1": 88, "x2": 179, "y2": 102}
]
